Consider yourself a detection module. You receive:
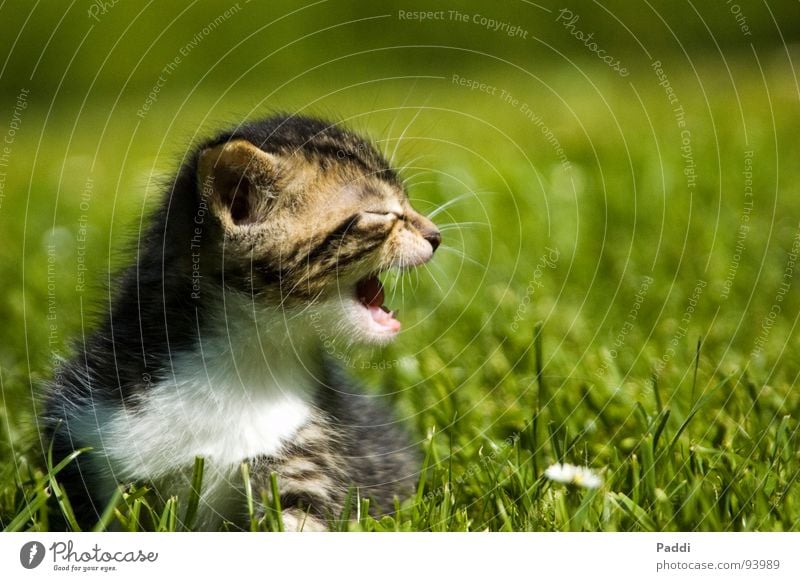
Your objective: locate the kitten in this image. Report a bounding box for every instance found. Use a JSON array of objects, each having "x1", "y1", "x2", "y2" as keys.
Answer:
[{"x1": 42, "y1": 114, "x2": 441, "y2": 531}]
